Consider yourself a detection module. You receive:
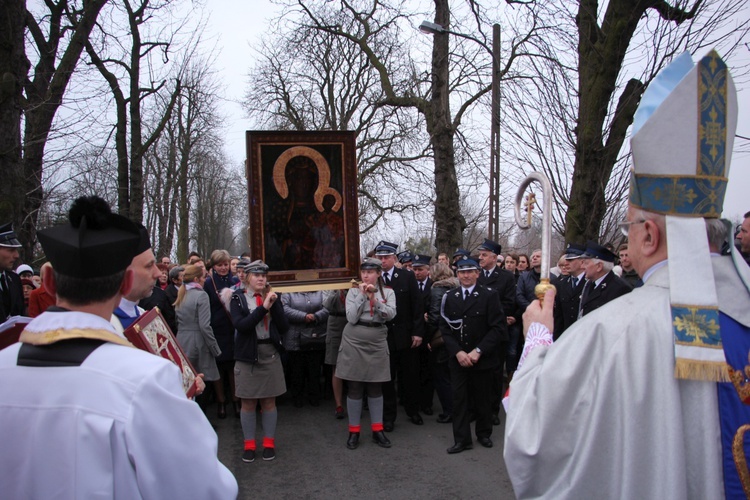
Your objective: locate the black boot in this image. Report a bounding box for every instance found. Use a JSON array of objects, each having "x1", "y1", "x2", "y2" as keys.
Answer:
[
  {"x1": 346, "y1": 432, "x2": 360, "y2": 450},
  {"x1": 372, "y1": 430, "x2": 392, "y2": 448},
  {"x1": 217, "y1": 402, "x2": 227, "y2": 419}
]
